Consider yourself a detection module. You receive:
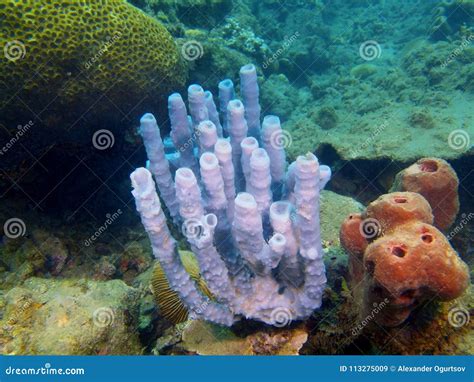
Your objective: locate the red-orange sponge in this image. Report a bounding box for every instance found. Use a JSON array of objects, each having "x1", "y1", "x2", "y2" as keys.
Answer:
[
  {"x1": 363, "y1": 221, "x2": 469, "y2": 326},
  {"x1": 340, "y1": 213, "x2": 368, "y2": 284},
  {"x1": 391, "y1": 158, "x2": 459, "y2": 231},
  {"x1": 340, "y1": 187, "x2": 469, "y2": 327},
  {"x1": 365, "y1": 191, "x2": 433, "y2": 233}
]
